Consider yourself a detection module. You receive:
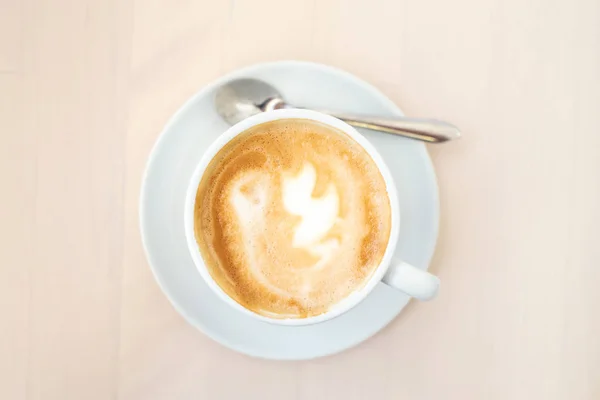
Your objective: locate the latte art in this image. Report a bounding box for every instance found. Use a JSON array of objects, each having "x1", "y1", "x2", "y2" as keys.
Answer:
[{"x1": 194, "y1": 119, "x2": 391, "y2": 318}]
